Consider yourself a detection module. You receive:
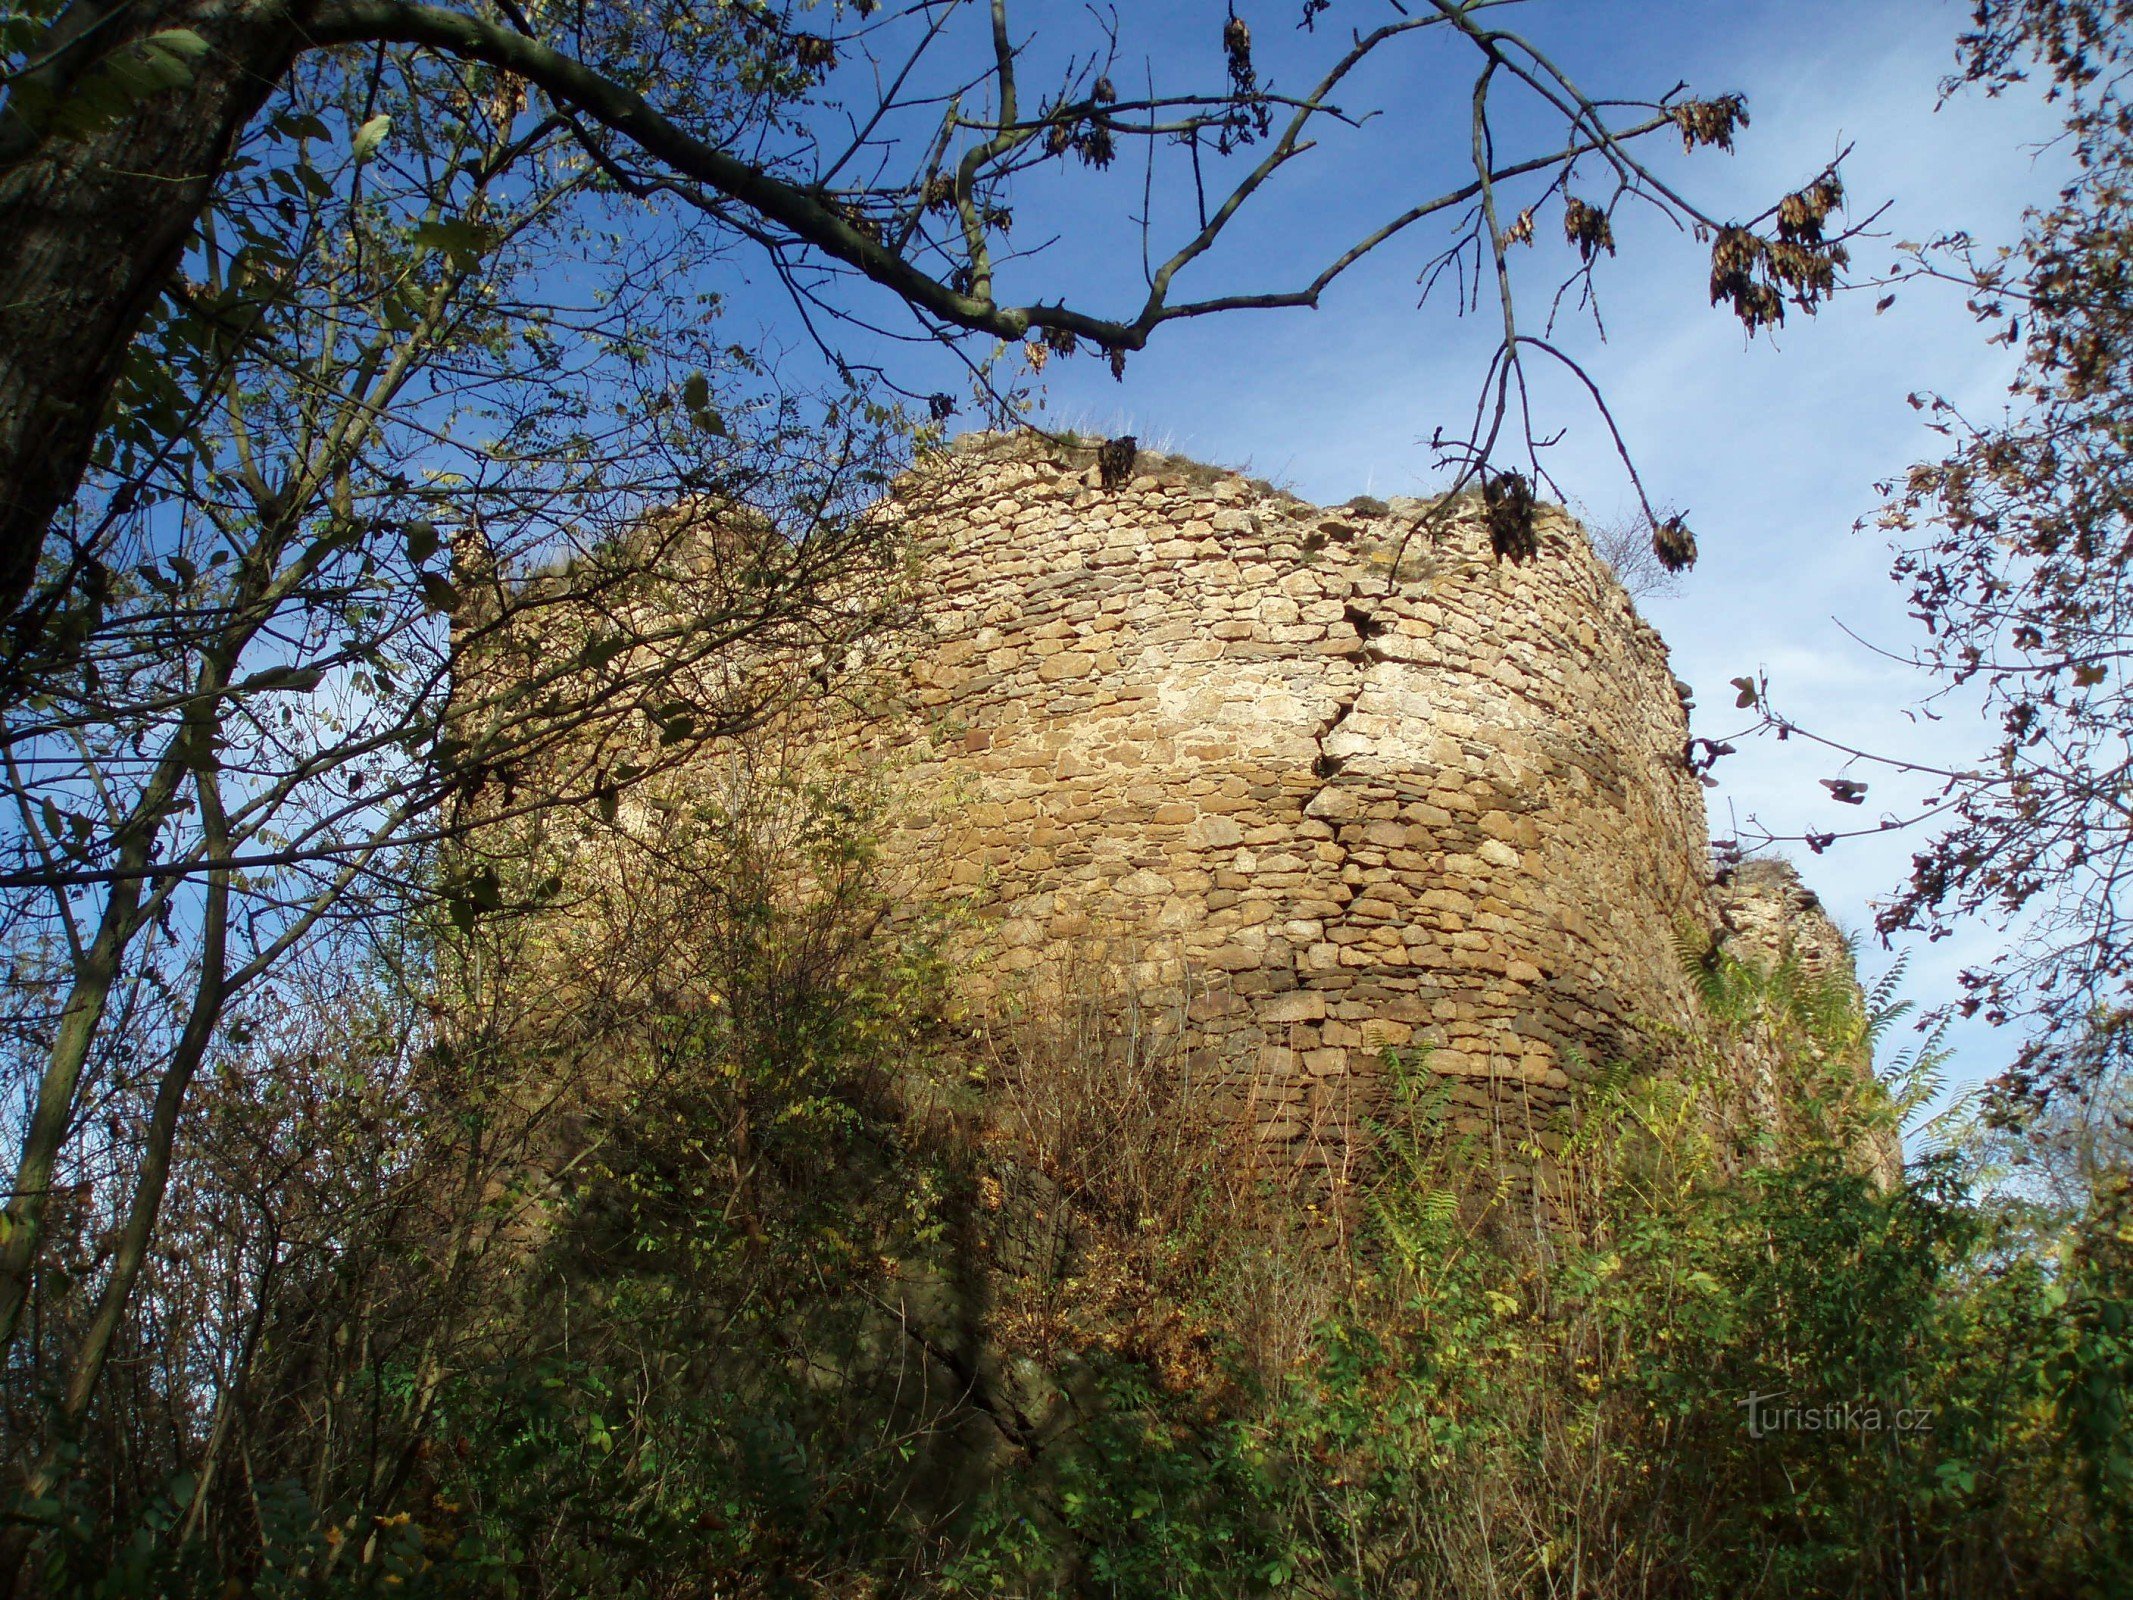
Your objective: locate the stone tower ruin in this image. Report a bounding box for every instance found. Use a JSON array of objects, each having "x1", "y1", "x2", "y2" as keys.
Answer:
[{"x1": 846, "y1": 434, "x2": 1861, "y2": 1196}]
